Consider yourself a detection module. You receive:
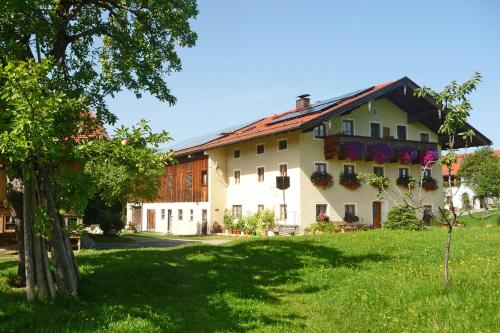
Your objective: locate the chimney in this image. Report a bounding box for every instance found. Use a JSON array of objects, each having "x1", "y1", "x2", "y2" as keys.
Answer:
[{"x1": 296, "y1": 94, "x2": 310, "y2": 109}]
